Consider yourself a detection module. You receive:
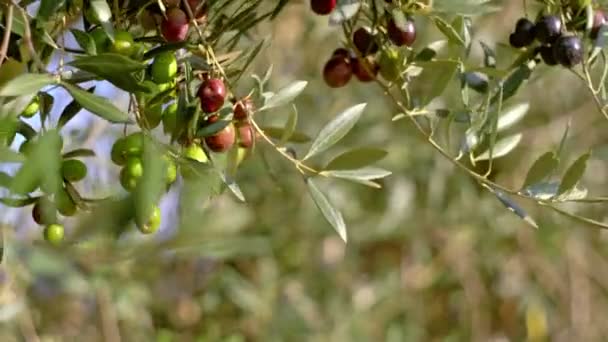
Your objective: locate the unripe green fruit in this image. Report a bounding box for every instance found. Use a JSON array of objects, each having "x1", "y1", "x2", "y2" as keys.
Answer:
[
  {"x1": 120, "y1": 168, "x2": 138, "y2": 191},
  {"x1": 378, "y1": 47, "x2": 401, "y2": 82},
  {"x1": 184, "y1": 144, "x2": 208, "y2": 163},
  {"x1": 144, "y1": 104, "x2": 163, "y2": 129},
  {"x1": 32, "y1": 197, "x2": 57, "y2": 225},
  {"x1": 126, "y1": 157, "x2": 144, "y2": 178},
  {"x1": 110, "y1": 30, "x2": 135, "y2": 56},
  {"x1": 56, "y1": 187, "x2": 77, "y2": 217},
  {"x1": 111, "y1": 132, "x2": 144, "y2": 166},
  {"x1": 236, "y1": 146, "x2": 249, "y2": 166},
  {"x1": 137, "y1": 205, "x2": 161, "y2": 234},
  {"x1": 151, "y1": 52, "x2": 178, "y2": 84},
  {"x1": 61, "y1": 159, "x2": 87, "y2": 182},
  {"x1": 120, "y1": 157, "x2": 144, "y2": 191},
  {"x1": 90, "y1": 27, "x2": 109, "y2": 54},
  {"x1": 164, "y1": 156, "x2": 178, "y2": 184},
  {"x1": 44, "y1": 224, "x2": 65, "y2": 246},
  {"x1": 21, "y1": 97, "x2": 39, "y2": 118},
  {"x1": 162, "y1": 102, "x2": 178, "y2": 135}
]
